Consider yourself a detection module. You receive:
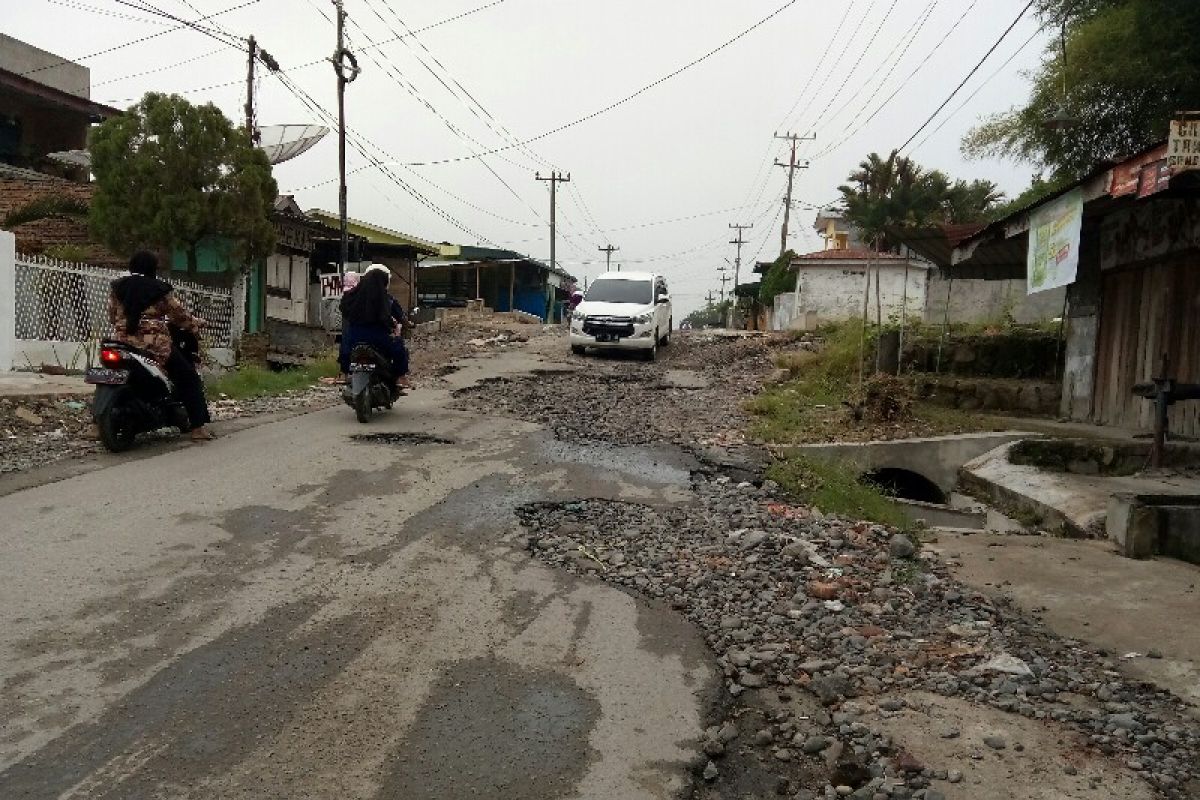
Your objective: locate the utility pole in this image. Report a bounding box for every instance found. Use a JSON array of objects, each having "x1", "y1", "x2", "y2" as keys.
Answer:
[
  {"x1": 244, "y1": 37, "x2": 279, "y2": 145},
  {"x1": 598, "y1": 244, "x2": 619, "y2": 272},
  {"x1": 244, "y1": 36, "x2": 257, "y2": 142},
  {"x1": 727, "y1": 223, "x2": 753, "y2": 329},
  {"x1": 774, "y1": 131, "x2": 814, "y2": 257},
  {"x1": 537, "y1": 171, "x2": 572, "y2": 275},
  {"x1": 717, "y1": 266, "x2": 731, "y2": 307},
  {"x1": 332, "y1": 0, "x2": 360, "y2": 275}
]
